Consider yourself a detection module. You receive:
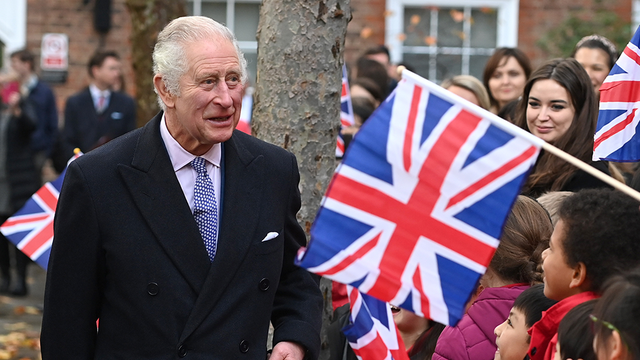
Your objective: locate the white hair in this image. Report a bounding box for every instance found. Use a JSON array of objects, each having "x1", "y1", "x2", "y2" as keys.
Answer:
[{"x1": 153, "y1": 16, "x2": 248, "y2": 110}]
